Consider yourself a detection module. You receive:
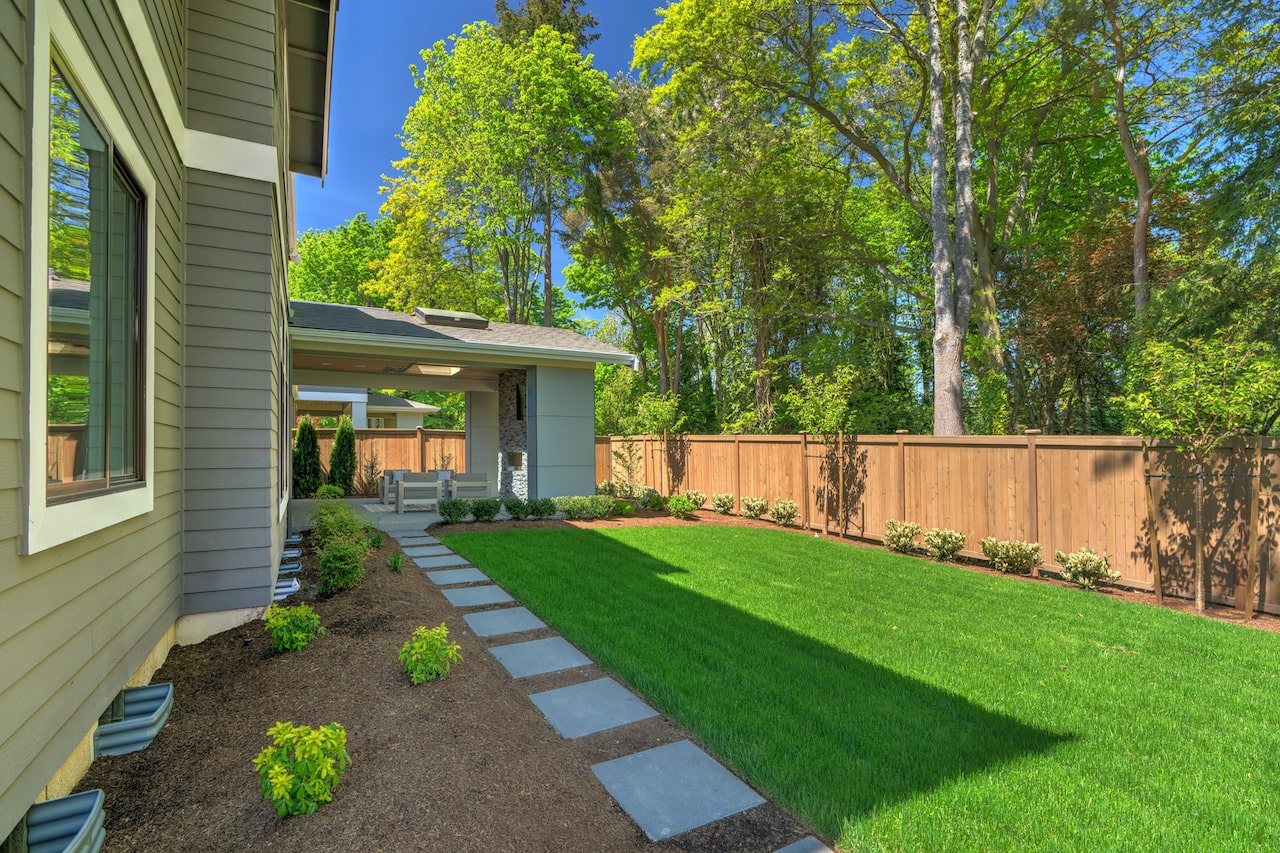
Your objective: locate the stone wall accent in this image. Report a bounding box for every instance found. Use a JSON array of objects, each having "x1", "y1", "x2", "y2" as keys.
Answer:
[{"x1": 498, "y1": 370, "x2": 529, "y2": 499}]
